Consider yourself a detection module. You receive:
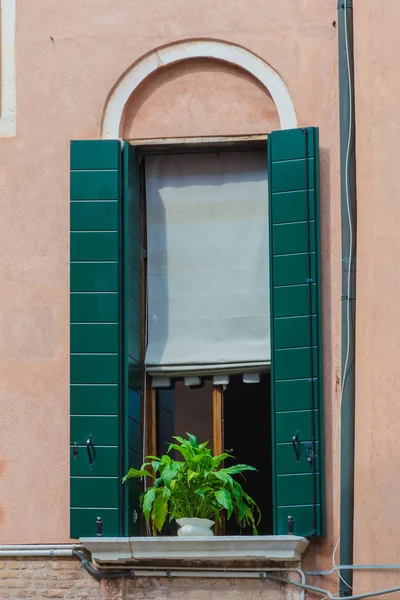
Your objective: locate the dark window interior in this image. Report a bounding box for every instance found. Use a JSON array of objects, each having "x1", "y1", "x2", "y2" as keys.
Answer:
[
  {"x1": 224, "y1": 373, "x2": 272, "y2": 535},
  {"x1": 157, "y1": 380, "x2": 214, "y2": 458},
  {"x1": 155, "y1": 374, "x2": 272, "y2": 535}
]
